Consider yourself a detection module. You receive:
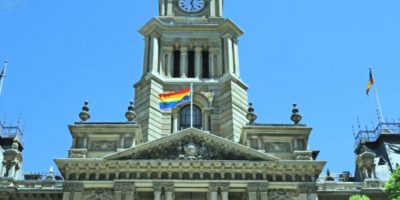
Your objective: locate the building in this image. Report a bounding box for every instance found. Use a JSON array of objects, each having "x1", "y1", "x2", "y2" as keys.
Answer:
[{"x1": 0, "y1": 0, "x2": 391, "y2": 199}]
